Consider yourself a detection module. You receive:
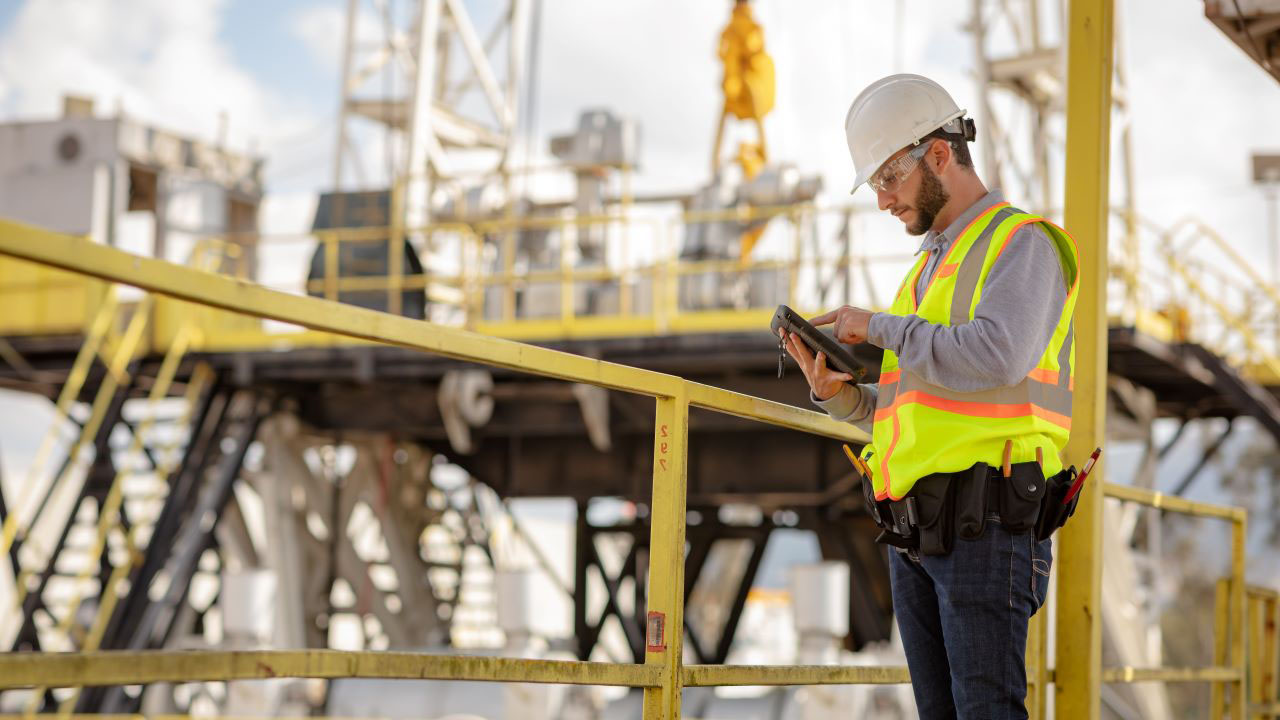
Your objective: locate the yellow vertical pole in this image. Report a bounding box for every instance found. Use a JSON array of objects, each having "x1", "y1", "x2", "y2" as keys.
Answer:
[
  {"x1": 666, "y1": 220, "x2": 680, "y2": 328},
  {"x1": 1026, "y1": 607, "x2": 1048, "y2": 720},
  {"x1": 389, "y1": 175, "x2": 405, "y2": 317},
  {"x1": 787, "y1": 208, "x2": 801, "y2": 310},
  {"x1": 1055, "y1": 2, "x2": 1113, "y2": 718},
  {"x1": 1232, "y1": 512, "x2": 1248, "y2": 720},
  {"x1": 1264, "y1": 591, "x2": 1274, "y2": 712},
  {"x1": 324, "y1": 233, "x2": 339, "y2": 302},
  {"x1": 503, "y1": 224, "x2": 516, "y2": 323},
  {"x1": 1251, "y1": 593, "x2": 1263, "y2": 720},
  {"x1": 621, "y1": 165, "x2": 634, "y2": 318},
  {"x1": 561, "y1": 218, "x2": 574, "y2": 326},
  {"x1": 1214, "y1": 578, "x2": 1231, "y2": 720},
  {"x1": 642, "y1": 390, "x2": 689, "y2": 720}
]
